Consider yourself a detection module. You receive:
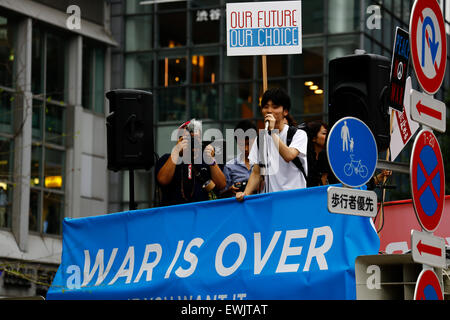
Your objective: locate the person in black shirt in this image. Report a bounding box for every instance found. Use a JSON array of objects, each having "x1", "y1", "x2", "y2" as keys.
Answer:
[
  {"x1": 304, "y1": 120, "x2": 330, "y2": 187},
  {"x1": 155, "y1": 119, "x2": 226, "y2": 206}
]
